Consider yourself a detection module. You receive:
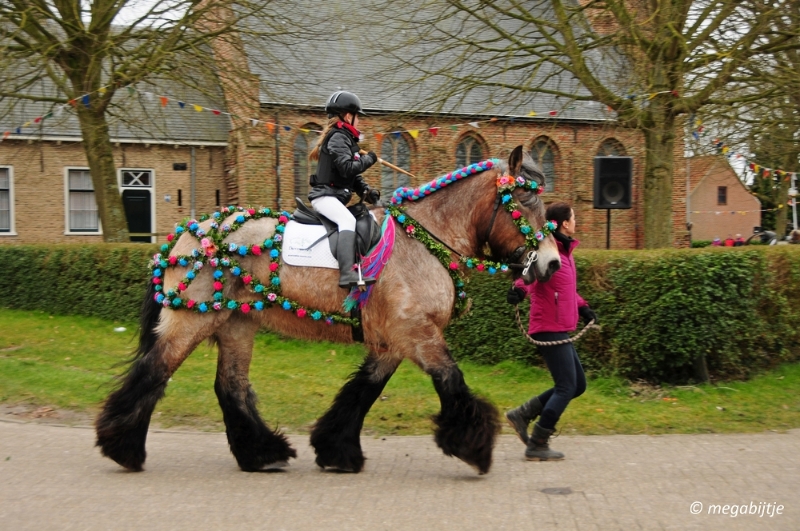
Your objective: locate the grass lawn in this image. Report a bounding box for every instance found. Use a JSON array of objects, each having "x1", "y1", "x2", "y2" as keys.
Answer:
[{"x1": 1, "y1": 308, "x2": 798, "y2": 436}]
